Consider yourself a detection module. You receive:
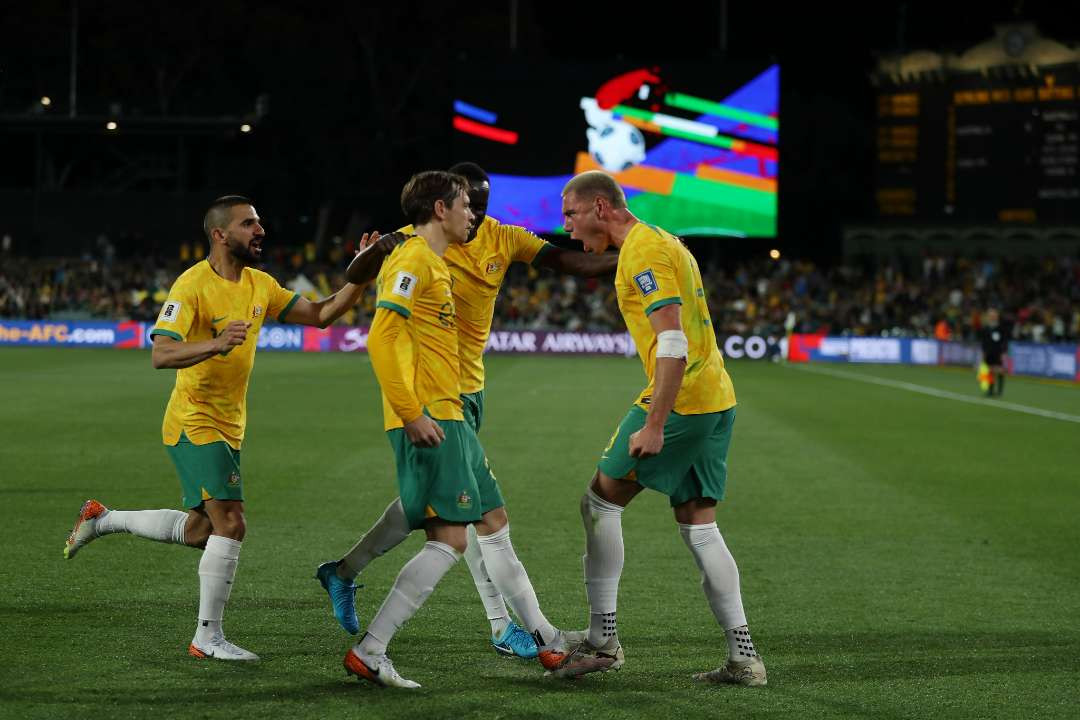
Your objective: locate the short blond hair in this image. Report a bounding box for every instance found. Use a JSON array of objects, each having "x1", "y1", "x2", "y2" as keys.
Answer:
[{"x1": 562, "y1": 171, "x2": 627, "y2": 209}]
